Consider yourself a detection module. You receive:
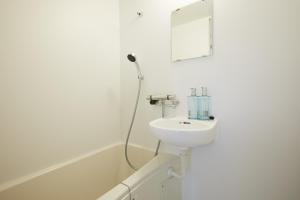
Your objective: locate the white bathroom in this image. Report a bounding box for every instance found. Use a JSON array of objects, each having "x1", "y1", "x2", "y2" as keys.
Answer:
[{"x1": 0, "y1": 0, "x2": 299, "y2": 200}]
